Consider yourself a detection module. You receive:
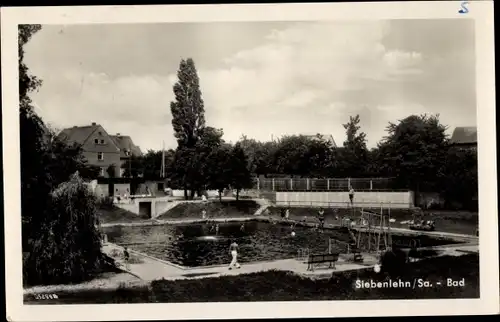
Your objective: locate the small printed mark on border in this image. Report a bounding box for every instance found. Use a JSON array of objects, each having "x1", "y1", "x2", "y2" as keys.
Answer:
[{"x1": 34, "y1": 293, "x2": 59, "y2": 300}]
